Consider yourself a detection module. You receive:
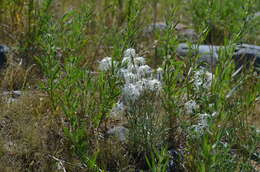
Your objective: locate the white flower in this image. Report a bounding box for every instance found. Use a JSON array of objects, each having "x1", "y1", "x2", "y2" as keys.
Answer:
[
  {"x1": 194, "y1": 68, "x2": 214, "y2": 89},
  {"x1": 122, "y1": 83, "x2": 142, "y2": 103},
  {"x1": 184, "y1": 100, "x2": 199, "y2": 115},
  {"x1": 117, "y1": 68, "x2": 126, "y2": 77},
  {"x1": 123, "y1": 72, "x2": 139, "y2": 83},
  {"x1": 198, "y1": 113, "x2": 210, "y2": 127},
  {"x1": 156, "y1": 67, "x2": 163, "y2": 81},
  {"x1": 135, "y1": 79, "x2": 161, "y2": 92},
  {"x1": 204, "y1": 71, "x2": 214, "y2": 88},
  {"x1": 135, "y1": 56, "x2": 146, "y2": 66},
  {"x1": 135, "y1": 79, "x2": 147, "y2": 89},
  {"x1": 124, "y1": 48, "x2": 136, "y2": 57},
  {"x1": 107, "y1": 126, "x2": 129, "y2": 142},
  {"x1": 118, "y1": 68, "x2": 139, "y2": 83},
  {"x1": 194, "y1": 70, "x2": 203, "y2": 87},
  {"x1": 122, "y1": 56, "x2": 146, "y2": 68},
  {"x1": 127, "y1": 63, "x2": 137, "y2": 73},
  {"x1": 98, "y1": 57, "x2": 117, "y2": 71},
  {"x1": 191, "y1": 113, "x2": 212, "y2": 134},
  {"x1": 110, "y1": 101, "x2": 125, "y2": 119},
  {"x1": 99, "y1": 48, "x2": 164, "y2": 112},
  {"x1": 122, "y1": 56, "x2": 132, "y2": 66},
  {"x1": 146, "y1": 79, "x2": 162, "y2": 91},
  {"x1": 137, "y1": 65, "x2": 153, "y2": 78}
]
